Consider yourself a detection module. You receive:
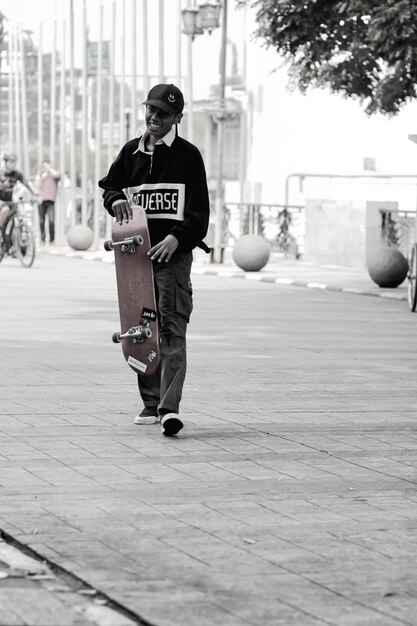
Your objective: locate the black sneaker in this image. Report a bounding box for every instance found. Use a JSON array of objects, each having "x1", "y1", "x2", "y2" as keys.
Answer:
[
  {"x1": 134, "y1": 406, "x2": 159, "y2": 425},
  {"x1": 160, "y1": 414, "x2": 183, "y2": 436}
]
